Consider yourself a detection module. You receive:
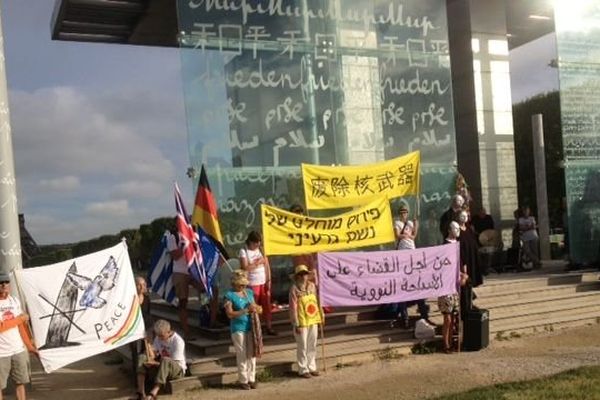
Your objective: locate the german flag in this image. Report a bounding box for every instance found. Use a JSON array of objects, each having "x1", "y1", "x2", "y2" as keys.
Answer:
[{"x1": 191, "y1": 165, "x2": 229, "y2": 259}]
